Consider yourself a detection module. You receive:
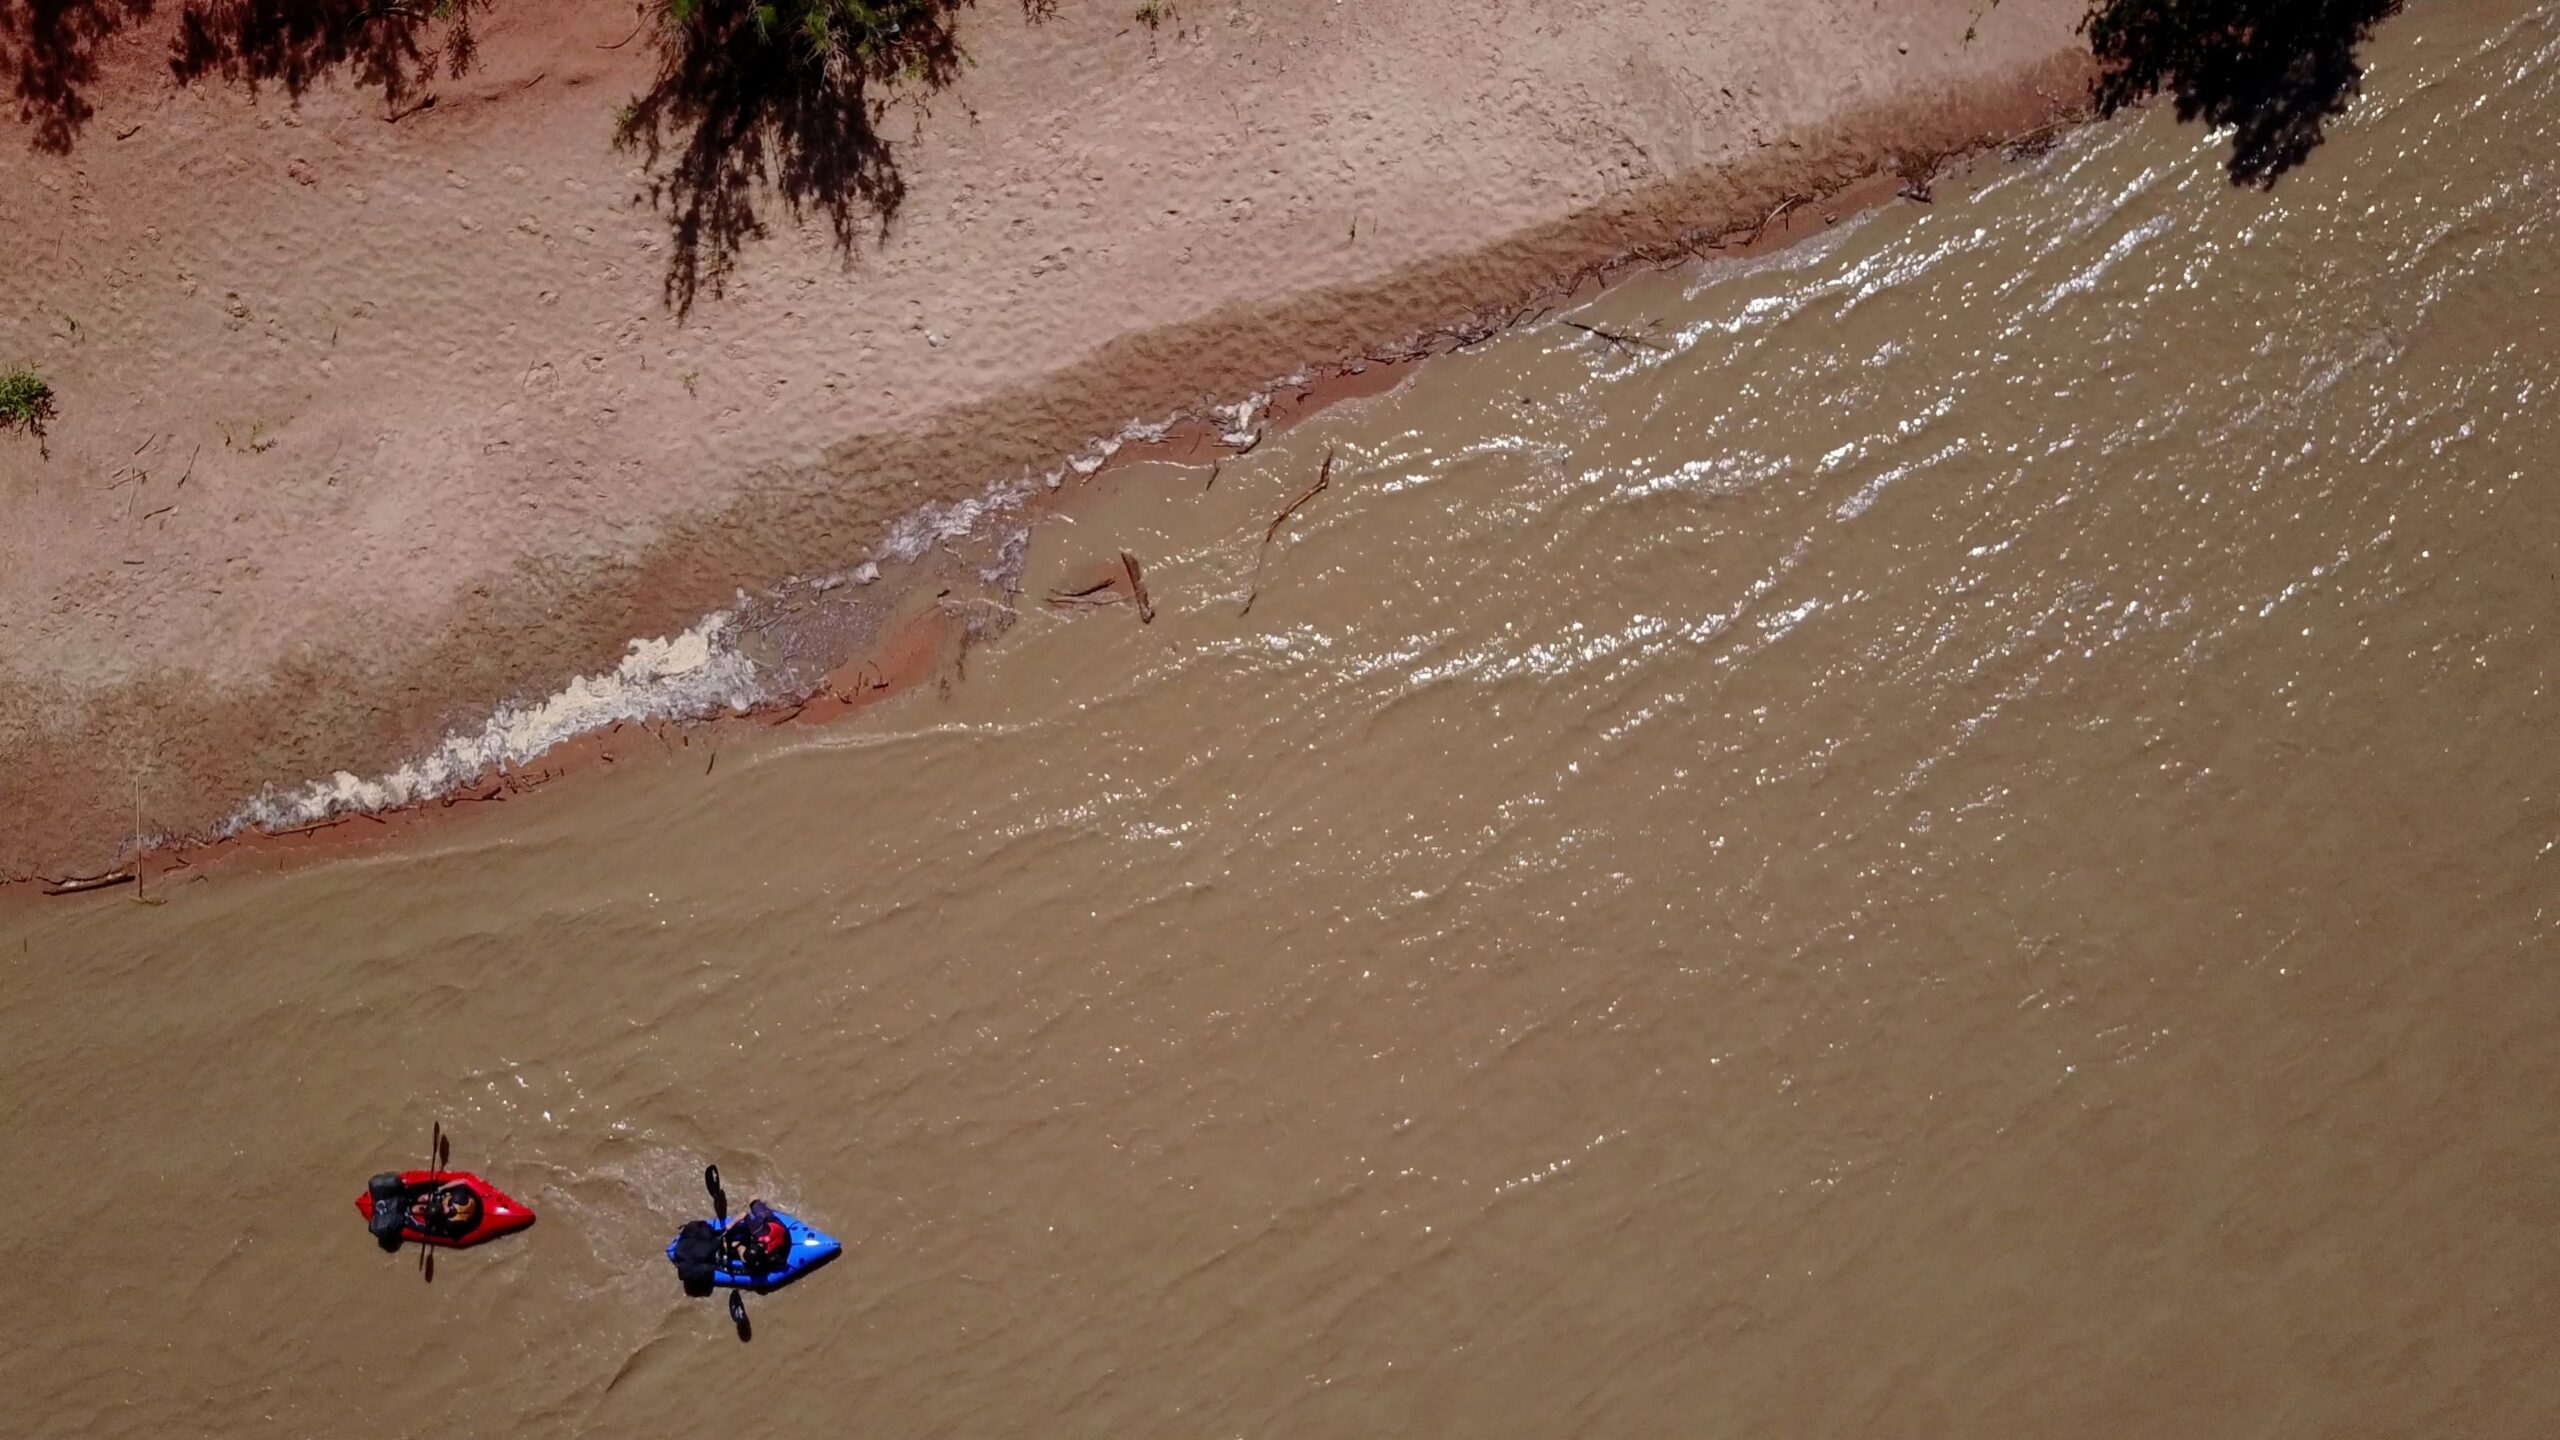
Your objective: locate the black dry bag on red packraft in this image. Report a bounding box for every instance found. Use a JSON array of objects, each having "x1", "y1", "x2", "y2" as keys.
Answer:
[{"x1": 367, "y1": 1173, "x2": 412, "y2": 1249}]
